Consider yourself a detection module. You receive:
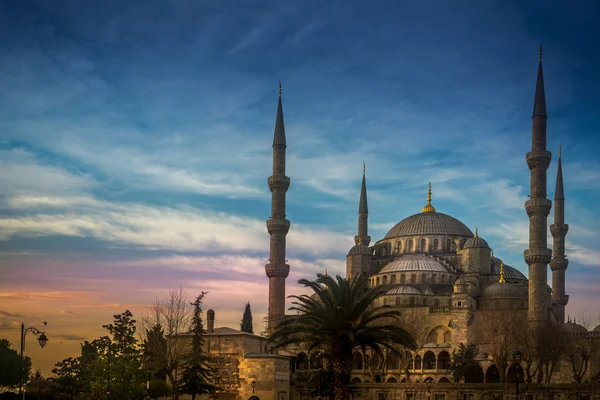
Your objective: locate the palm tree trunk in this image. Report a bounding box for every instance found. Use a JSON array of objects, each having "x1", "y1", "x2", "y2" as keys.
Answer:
[{"x1": 332, "y1": 356, "x2": 352, "y2": 400}]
